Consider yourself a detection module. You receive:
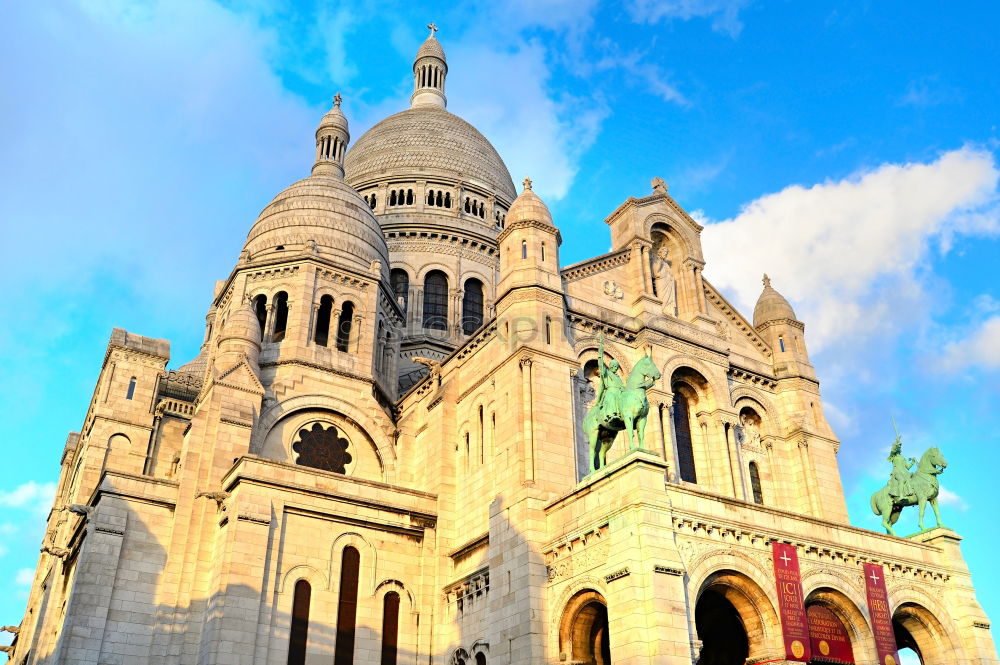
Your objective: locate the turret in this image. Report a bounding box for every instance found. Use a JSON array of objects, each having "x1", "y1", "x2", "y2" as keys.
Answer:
[
  {"x1": 312, "y1": 93, "x2": 349, "y2": 178},
  {"x1": 410, "y1": 23, "x2": 448, "y2": 109},
  {"x1": 496, "y1": 178, "x2": 565, "y2": 350},
  {"x1": 215, "y1": 297, "x2": 262, "y2": 375},
  {"x1": 753, "y1": 274, "x2": 812, "y2": 374}
]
